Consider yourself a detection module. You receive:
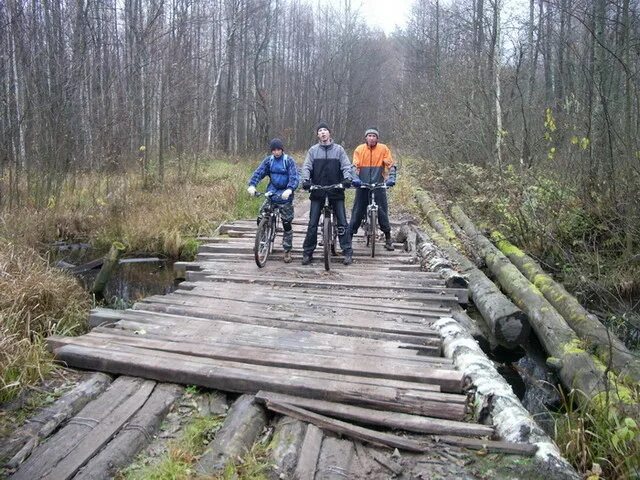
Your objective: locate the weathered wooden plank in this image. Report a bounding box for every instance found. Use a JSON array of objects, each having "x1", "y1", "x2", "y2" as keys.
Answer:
[
  {"x1": 196, "y1": 395, "x2": 268, "y2": 475},
  {"x1": 71, "y1": 385, "x2": 183, "y2": 480},
  {"x1": 188, "y1": 273, "x2": 467, "y2": 303},
  {"x1": 196, "y1": 252, "x2": 417, "y2": 265},
  {"x1": 255, "y1": 392, "x2": 493, "y2": 438},
  {"x1": 130, "y1": 302, "x2": 445, "y2": 348},
  {"x1": 140, "y1": 293, "x2": 444, "y2": 337},
  {"x1": 176, "y1": 279, "x2": 455, "y2": 306},
  {"x1": 11, "y1": 377, "x2": 147, "y2": 480},
  {"x1": 49, "y1": 335, "x2": 464, "y2": 399},
  {"x1": 189, "y1": 260, "x2": 446, "y2": 282},
  {"x1": 51, "y1": 331, "x2": 447, "y2": 388},
  {"x1": 171, "y1": 288, "x2": 448, "y2": 319},
  {"x1": 43, "y1": 380, "x2": 155, "y2": 480},
  {"x1": 91, "y1": 312, "x2": 453, "y2": 370},
  {"x1": 264, "y1": 402, "x2": 429, "y2": 453},
  {"x1": 91, "y1": 308, "x2": 453, "y2": 366},
  {"x1": 294, "y1": 425, "x2": 323, "y2": 480},
  {"x1": 1, "y1": 373, "x2": 112, "y2": 468},
  {"x1": 435, "y1": 435, "x2": 538, "y2": 456},
  {"x1": 51, "y1": 343, "x2": 467, "y2": 417}
]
